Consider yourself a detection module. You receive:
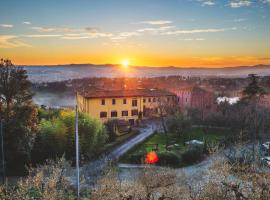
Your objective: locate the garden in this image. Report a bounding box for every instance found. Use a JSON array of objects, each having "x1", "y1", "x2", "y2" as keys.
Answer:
[{"x1": 119, "y1": 127, "x2": 229, "y2": 168}]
